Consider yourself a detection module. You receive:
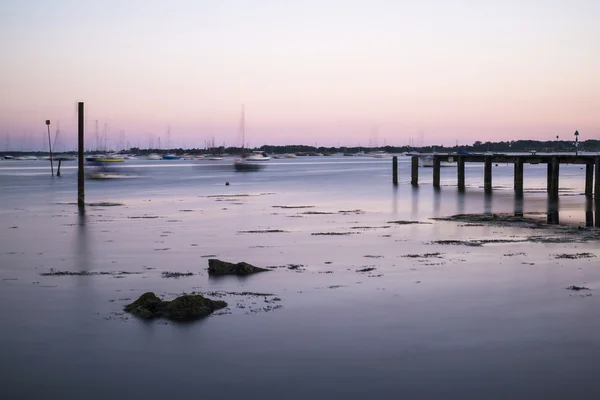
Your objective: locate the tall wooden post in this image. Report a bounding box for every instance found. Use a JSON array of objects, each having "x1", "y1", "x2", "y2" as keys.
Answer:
[
  {"x1": 550, "y1": 157, "x2": 559, "y2": 199},
  {"x1": 484, "y1": 156, "x2": 492, "y2": 194},
  {"x1": 514, "y1": 158, "x2": 524, "y2": 193},
  {"x1": 585, "y1": 163, "x2": 594, "y2": 196},
  {"x1": 433, "y1": 156, "x2": 440, "y2": 188},
  {"x1": 457, "y1": 156, "x2": 465, "y2": 190},
  {"x1": 411, "y1": 156, "x2": 418, "y2": 186},
  {"x1": 78, "y1": 102, "x2": 85, "y2": 208},
  {"x1": 392, "y1": 156, "x2": 398, "y2": 185}
]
